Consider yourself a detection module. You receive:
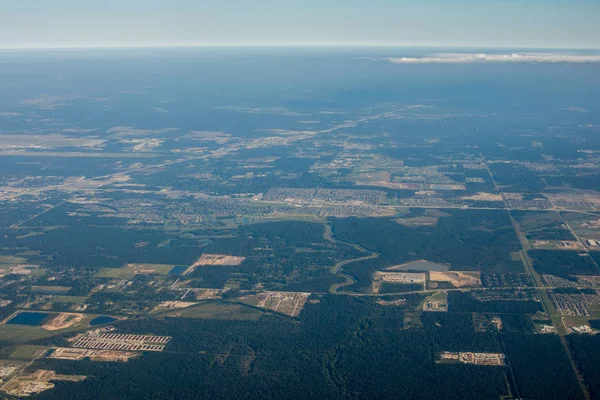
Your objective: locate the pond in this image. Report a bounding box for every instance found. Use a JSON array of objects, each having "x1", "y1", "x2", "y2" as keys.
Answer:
[{"x1": 6, "y1": 311, "x2": 50, "y2": 326}]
